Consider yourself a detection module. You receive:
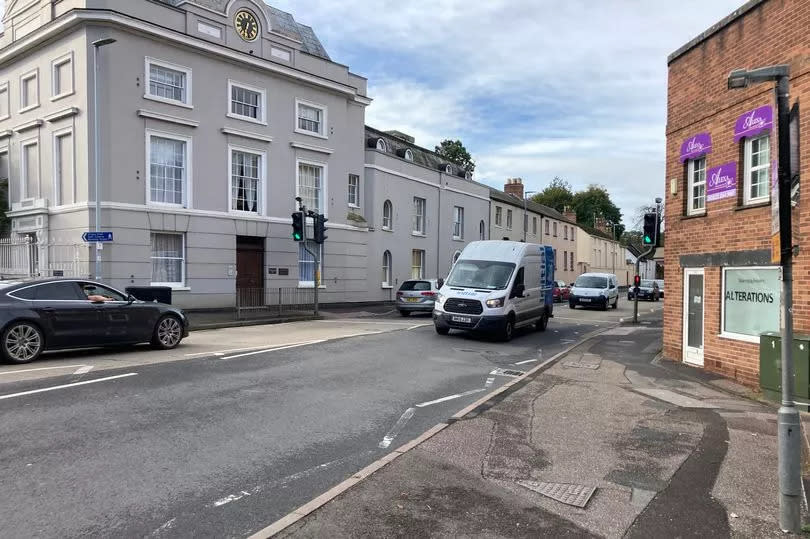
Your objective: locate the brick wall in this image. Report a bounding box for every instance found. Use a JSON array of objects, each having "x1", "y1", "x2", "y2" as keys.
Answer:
[{"x1": 665, "y1": 0, "x2": 810, "y2": 387}]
